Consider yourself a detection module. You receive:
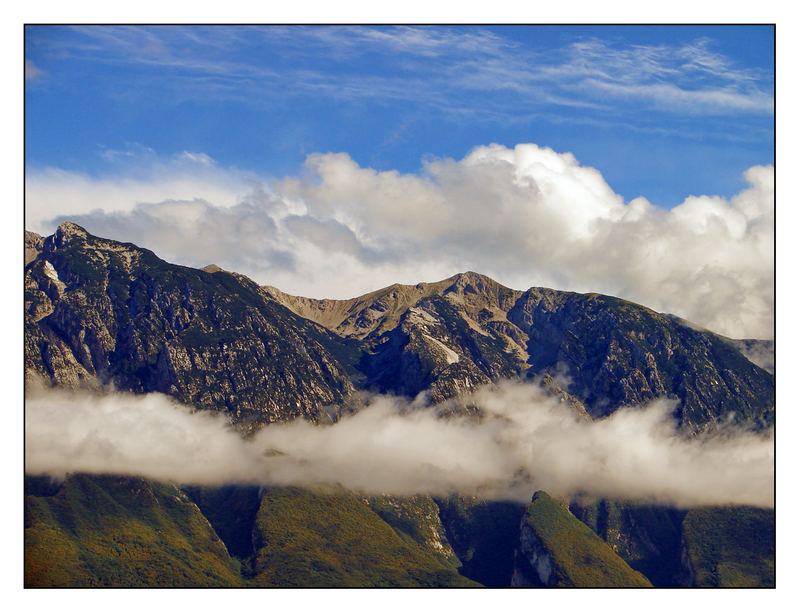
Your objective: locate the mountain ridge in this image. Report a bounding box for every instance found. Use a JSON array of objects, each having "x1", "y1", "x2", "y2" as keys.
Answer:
[
  {"x1": 265, "y1": 258, "x2": 774, "y2": 431},
  {"x1": 25, "y1": 222, "x2": 774, "y2": 433},
  {"x1": 24, "y1": 222, "x2": 359, "y2": 429}
]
